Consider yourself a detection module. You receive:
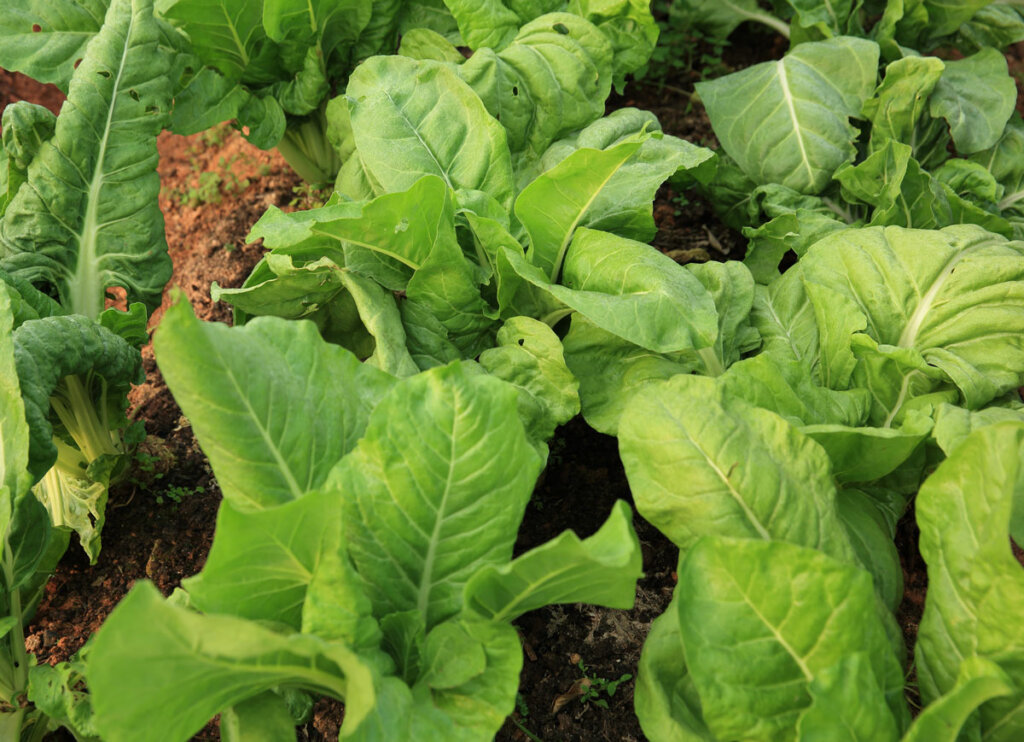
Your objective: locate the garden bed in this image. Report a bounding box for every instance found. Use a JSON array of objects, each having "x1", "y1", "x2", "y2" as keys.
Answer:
[{"x1": 3, "y1": 10, "x2": 1024, "y2": 741}]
